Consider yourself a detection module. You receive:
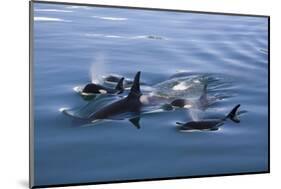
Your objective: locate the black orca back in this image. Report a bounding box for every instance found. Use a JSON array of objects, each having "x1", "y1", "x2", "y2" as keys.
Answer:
[
  {"x1": 115, "y1": 77, "x2": 124, "y2": 93},
  {"x1": 82, "y1": 83, "x2": 104, "y2": 93},
  {"x1": 171, "y1": 99, "x2": 187, "y2": 108},
  {"x1": 179, "y1": 120, "x2": 223, "y2": 130},
  {"x1": 89, "y1": 71, "x2": 143, "y2": 120}
]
